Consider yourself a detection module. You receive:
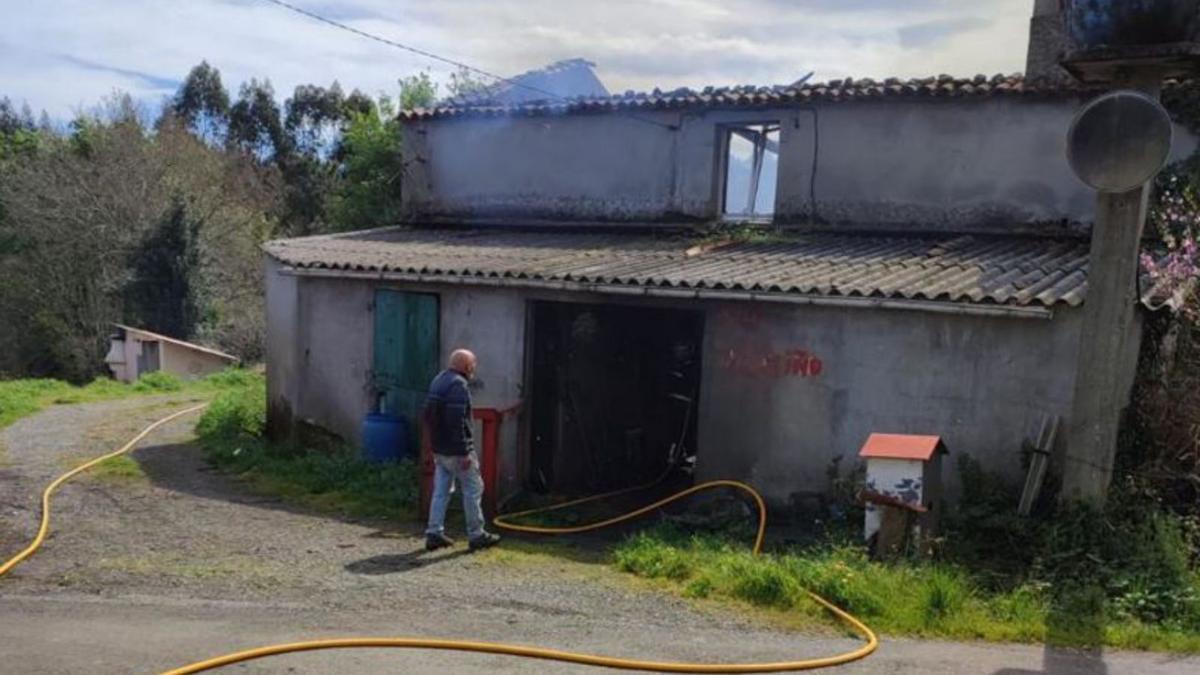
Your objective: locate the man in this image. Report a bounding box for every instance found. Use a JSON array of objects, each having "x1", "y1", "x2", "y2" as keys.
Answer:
[{"x1": 423, "y1": 348, "x2": 501, "y2": 552}]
